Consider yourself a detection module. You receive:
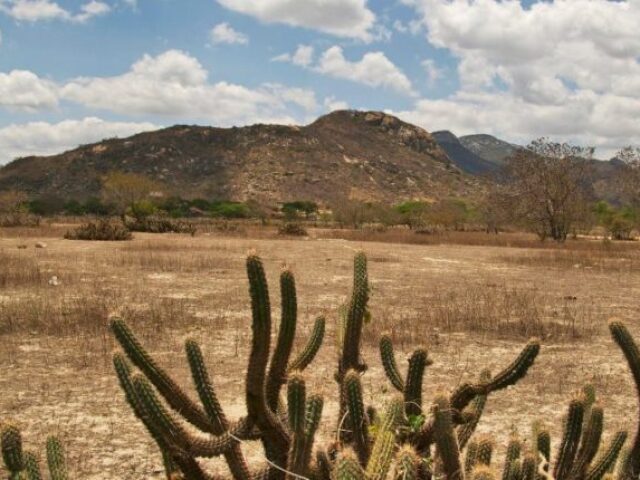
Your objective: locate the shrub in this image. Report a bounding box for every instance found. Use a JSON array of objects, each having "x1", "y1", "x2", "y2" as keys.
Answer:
[
  {"x1": 64, "y1": 220, "x2": 132, "y2": 241},
  {"x1": 209, "y1": 201, "x2": 250, "y2": 219},
  {"x1": 278, "y1": 222, "x2": 308, "y2": 236},
  {"x1": 124, "y1": 216, "x2": 197, "y2": 235},
  {"x1": 0, "y1": 213, "x2": 41, "y2": 227}
]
